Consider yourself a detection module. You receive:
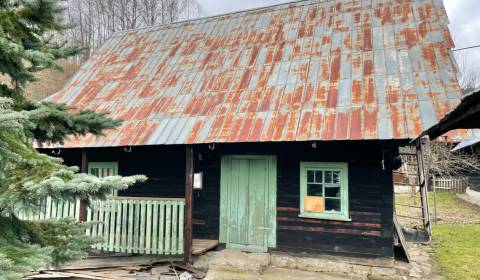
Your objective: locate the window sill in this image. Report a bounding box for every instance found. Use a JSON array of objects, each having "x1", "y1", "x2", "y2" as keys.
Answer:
[{"x1": 298, "y1": 213, "x2": 352, "y2": 222}]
